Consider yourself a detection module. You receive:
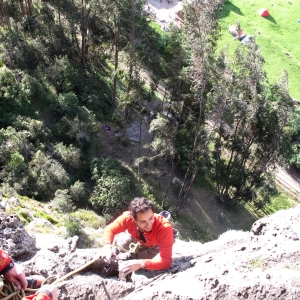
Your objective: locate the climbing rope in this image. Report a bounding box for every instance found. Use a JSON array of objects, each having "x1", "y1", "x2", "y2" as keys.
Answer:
[
  {"x1": 113, "y1": 242, "x2": 140, "y2": 255},
  {"x1": 51, "y1": 242, "x2": 140, "y2": 284},
  {"x1": 0, "y1": 274, "x2": 53, "y2": 299},
  {"x1": 0, "y1": 276, "x2": 25, "y2": 300},
  {"x1": 0, "y1": 242, "x2": 140, "y2": 299}
]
